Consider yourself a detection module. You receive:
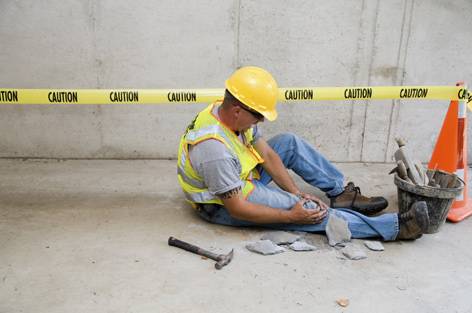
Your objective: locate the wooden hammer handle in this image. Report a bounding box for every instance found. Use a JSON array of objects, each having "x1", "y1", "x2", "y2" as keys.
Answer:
[{"x1": 168, "y1": 236, "x2": 218, "y2": 260}]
